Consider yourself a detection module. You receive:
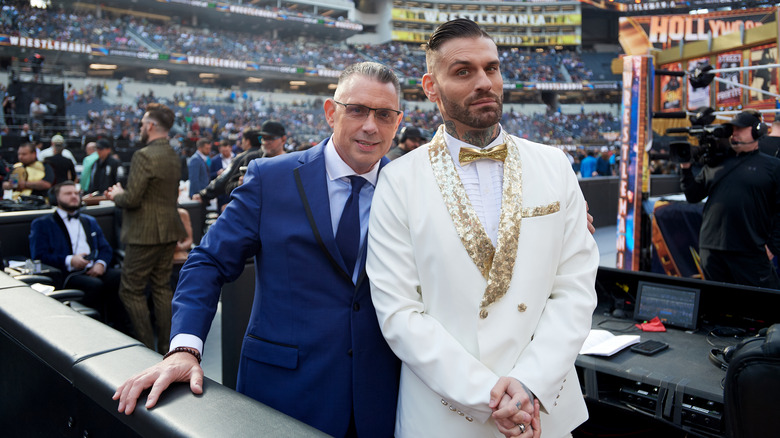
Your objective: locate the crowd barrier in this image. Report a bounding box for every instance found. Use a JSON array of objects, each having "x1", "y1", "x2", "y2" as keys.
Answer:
[
  {"x1": 0, "y1": 272, "x2": 329, "y2": 437},
  {"x1": 0, "y1": 200, "x2": 204, "y2": 262}
]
